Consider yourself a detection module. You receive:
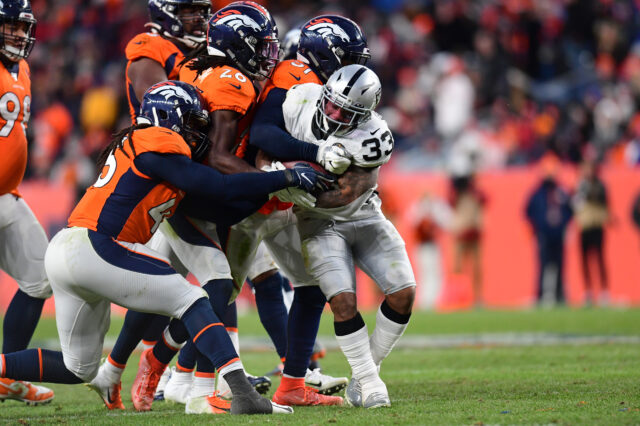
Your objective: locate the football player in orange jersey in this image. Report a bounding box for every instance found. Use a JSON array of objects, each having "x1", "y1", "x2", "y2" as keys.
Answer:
[
  {"x1": 101, "y1": 0, "x2": 214, "y2": 406},
  {"x1": 0, "y1": 80, "x2": 330, "y2": 415},
  {"x1": 0, "y1": 0, "x2": 55, "y2": 406},
  {"x1": 94, "y1": 1, "x2": 281, "y2": 413},
  {"x1": 249, "y1": 16, "x2": 375, "y2": 407}
]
